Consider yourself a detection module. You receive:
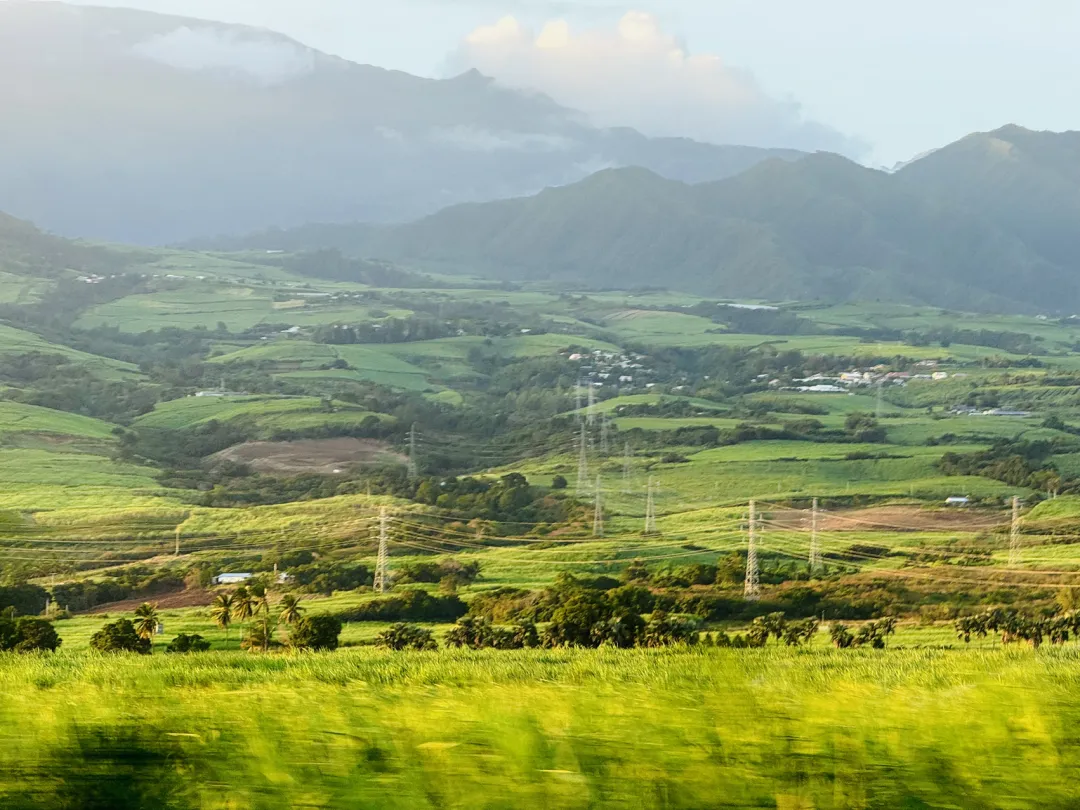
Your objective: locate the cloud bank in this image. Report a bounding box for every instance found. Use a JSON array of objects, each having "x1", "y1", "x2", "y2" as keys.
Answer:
[
  {"x1": 133, "y1": 26, "x2": 316, "y2": 85},
  {"x1": 450, "y1": 12, "x2": 863, "y2": 156}
]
